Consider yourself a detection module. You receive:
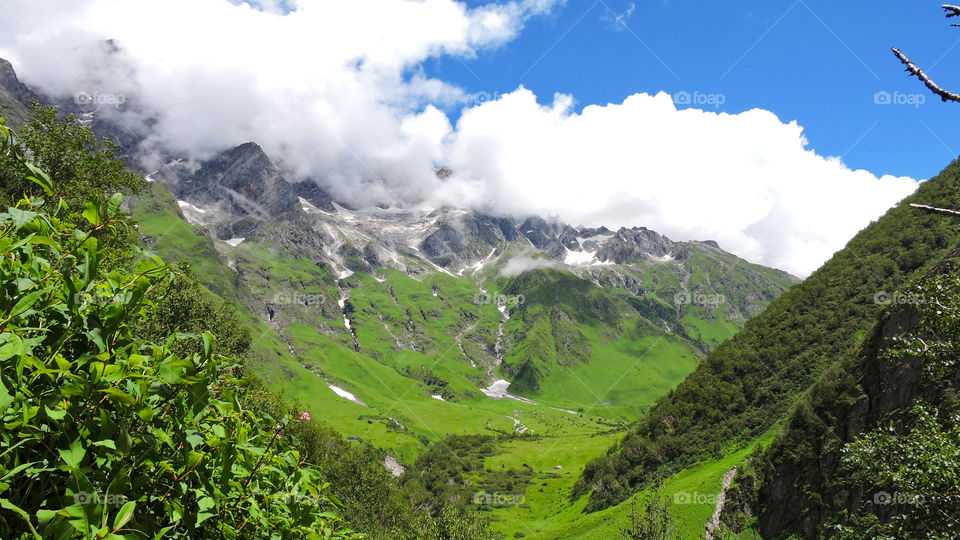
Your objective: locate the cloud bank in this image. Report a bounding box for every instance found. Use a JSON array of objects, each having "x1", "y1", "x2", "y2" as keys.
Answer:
[{"x1": 0, "y1": 0, "x2": 919, "y2": 276}]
